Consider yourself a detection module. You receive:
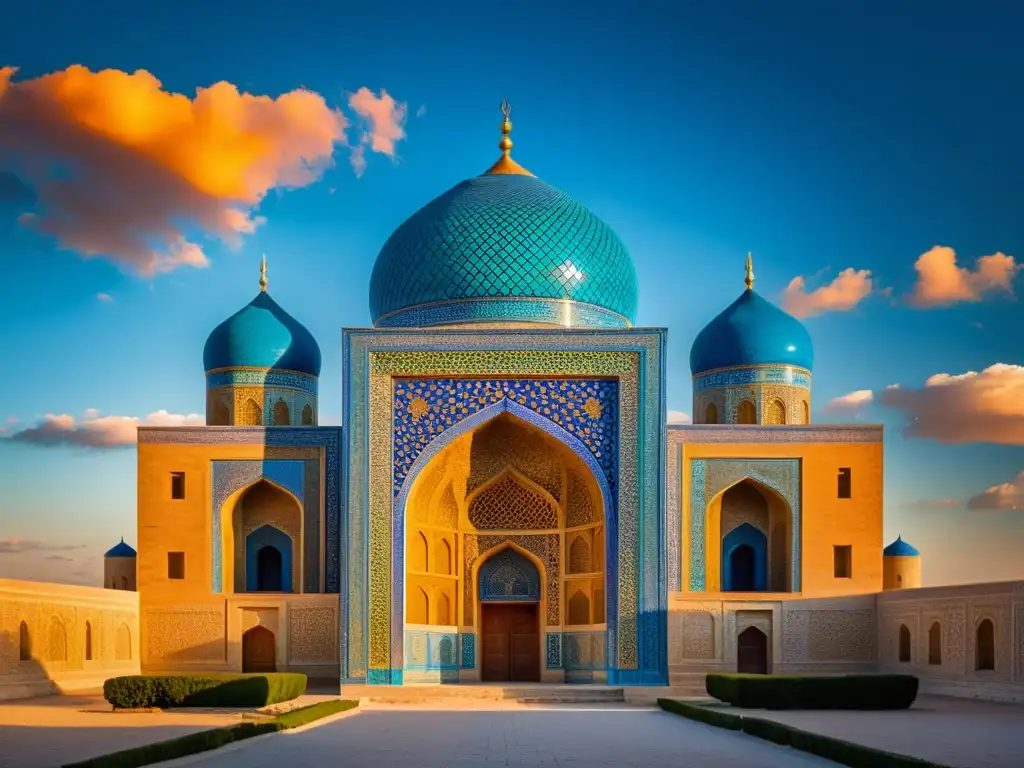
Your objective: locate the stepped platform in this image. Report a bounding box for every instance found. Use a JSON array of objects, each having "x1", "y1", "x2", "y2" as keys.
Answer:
[{"x1": 340, "y1": 683, "x2": 709, "y2": 707}]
